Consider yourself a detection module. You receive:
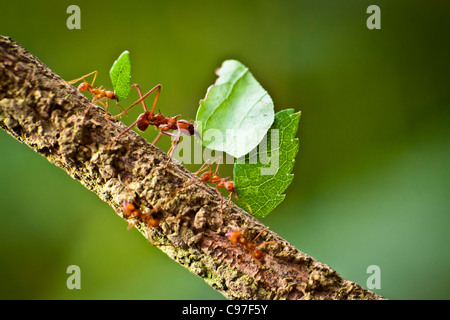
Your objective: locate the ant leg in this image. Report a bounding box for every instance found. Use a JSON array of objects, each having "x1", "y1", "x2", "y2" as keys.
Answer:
[
  {"x1": 104, "y1": 118, "x2": 140, "y2": 150},
  {"x1": 253, "y1": 261, "x2": 265, "y2": 282},
  {"x1": 225, "y1": 192, "x2": 235, "y2": 209},
  {"x1": 256, "y1": 241, "x2": 279, "y2": 248},
  {"x1": 103, "y1": 98, "x2": 126, "y2": 119},
  {"x1": 126, "y1": 221, "x2": 156, "y2": 246},
  {"x1": 83, "y1": 95, "x2": 103, "y2": 116},
  {"x1": 115, "y1": 99, "x2": 126, "y2": 114},
  {"x1": 215, "y1": 185, "x2": 225, "y2": 222},
  {"x1": 84, "y1": 99, "x2": 94, "y2": 116},
  {"x1": 131, "y1": 84, "x2": 148, "y2": 113},
  {"x1": 213, "y1": 156, "x2": 223, "y2": 175},
  {"x1": 226, "y1": 190, "x2": 252, "y2": 214},
  {"x1": 224, "y1": 243, "x2": 246, "y2": 263},
  {"x1": 146, "y1": 228, "x2": 172, "y2": 247},
  {"x1": 252, "y1": 227, "x2": 295, "y2": 254},
  {"x1": 66, "y1": 70, "x2": 98, "y2": 86},
  {"x1": 251, "y1": 227, "x2": 270, "y2": 243},
  {"x1": 161, "y1": 128, "x2": 184, "y2": 167},
  {"x1": 190, "y1": 159, "x2": 213, "y2": 181},
  {"x1": 147, "y1": 84, "x2": 161, "y2": 115},
  {"x1": 168, "y1": 160, "x2": 213, "y2": 199},
  {"x1": 109, "y1": 84, "x2": 162, "y2": 120},
  {"x1": 165, "y1": 136, "x2": 180, "y2": 168},
  {"x1": 90, "y1": 96, "x2": 110, "y2": 118},
  {"x1": 102, "y1": 98, "x2": 125, "y2": 123},
  {"x1": 258, "y1": 241, "x2": 295, "y2": 252},
  {"x1": 127, "y1": 220, "x2": 138, "y2": 230},
  {"x1": 86, "y1": 96, "x2": 113, "y2": 119},
  {"x1": 171, "y1": 160, "x2": 212, "y2": 196},
  {"x1": 165, "y1": 119, "x2": 194, "y2": 167},
  {"x1": 147, "y1": 229, "x2": 156, "y2": 246},
  {"x1": 104, "y1": 98, "x2": 111, "y2": 122},
  {"x1": 242, "y1": 200, "x2": 253, "y2": 215},
  {"x1": 152, "y1": 131, "x2": 163, "y2": 146}
]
